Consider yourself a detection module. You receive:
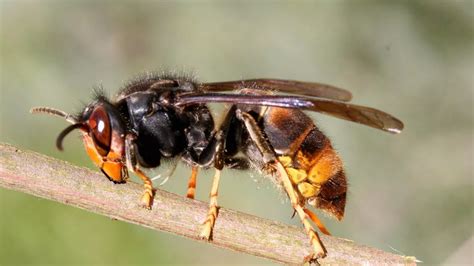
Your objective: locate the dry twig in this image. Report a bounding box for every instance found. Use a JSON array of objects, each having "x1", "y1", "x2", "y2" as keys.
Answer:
[{"x1": 0, "y1": 143, "x2": 416, "y2": 265}]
